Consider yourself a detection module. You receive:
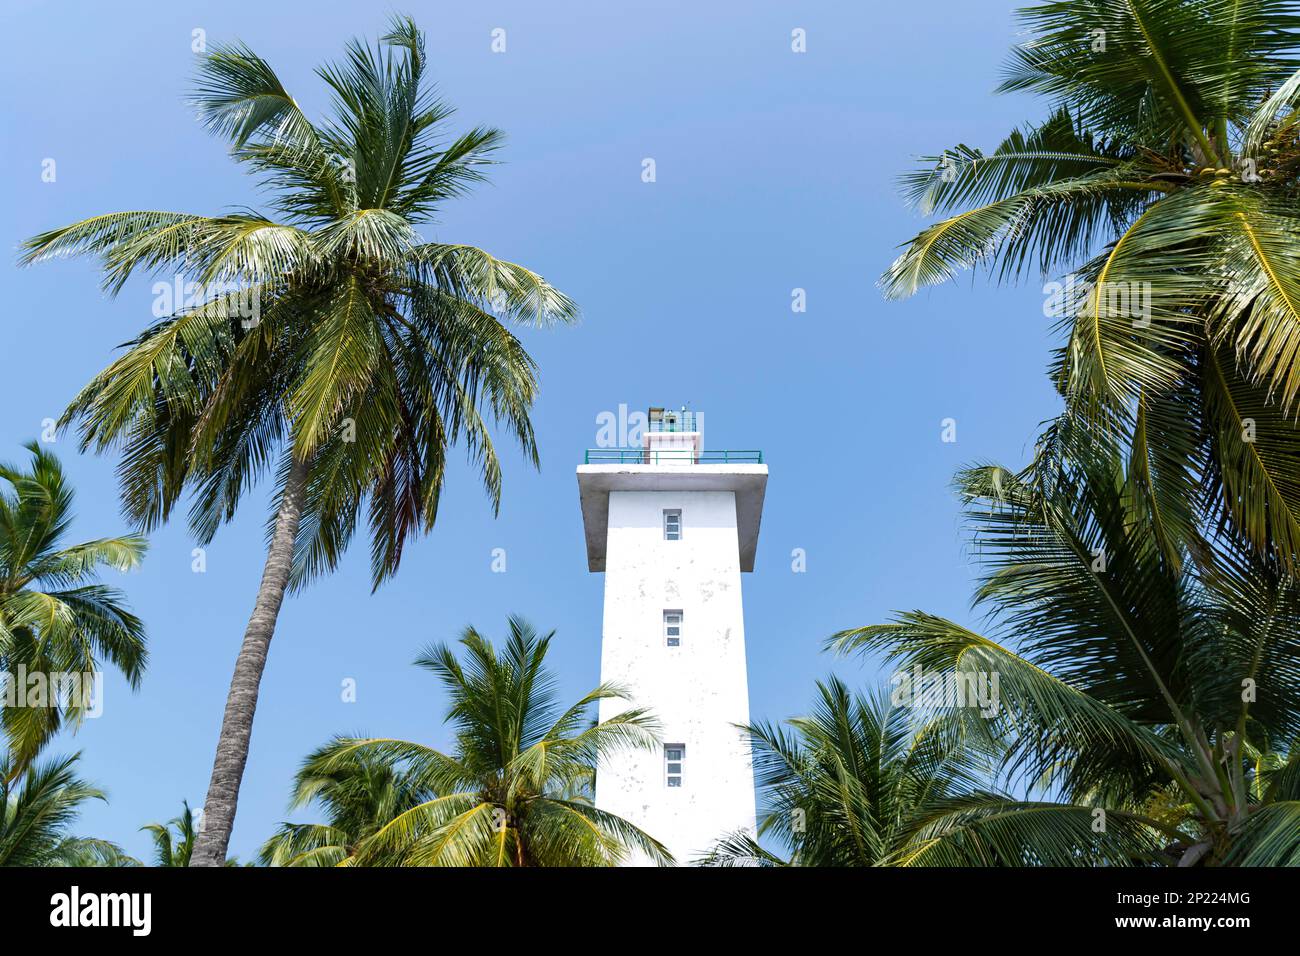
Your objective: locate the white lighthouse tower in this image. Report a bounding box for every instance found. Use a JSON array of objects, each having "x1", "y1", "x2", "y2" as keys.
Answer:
[{"x1": 577, "y1": 407, "x2": 767, "y2": 864}]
